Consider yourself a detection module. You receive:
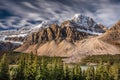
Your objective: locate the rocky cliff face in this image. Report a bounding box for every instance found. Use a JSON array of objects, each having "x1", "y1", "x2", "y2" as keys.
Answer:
[
  {"x1": 25, "y1": 23, "x2": 89, "y2": 45},
  {"x1": 15, "y1": 14, "x2": 106, "y2": 60},
  {"x1": 100, "y1": 20, "x2": 120, "y2": 46},
  {"x1": 110, "y1": 20, "x2": 120, "y2": 30}
]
